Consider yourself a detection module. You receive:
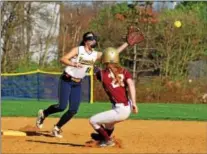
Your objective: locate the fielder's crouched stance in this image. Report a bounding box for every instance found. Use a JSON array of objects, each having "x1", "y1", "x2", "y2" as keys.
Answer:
[{"x1": 89, "y1": 47, "x2": 138, "y2": 147}]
